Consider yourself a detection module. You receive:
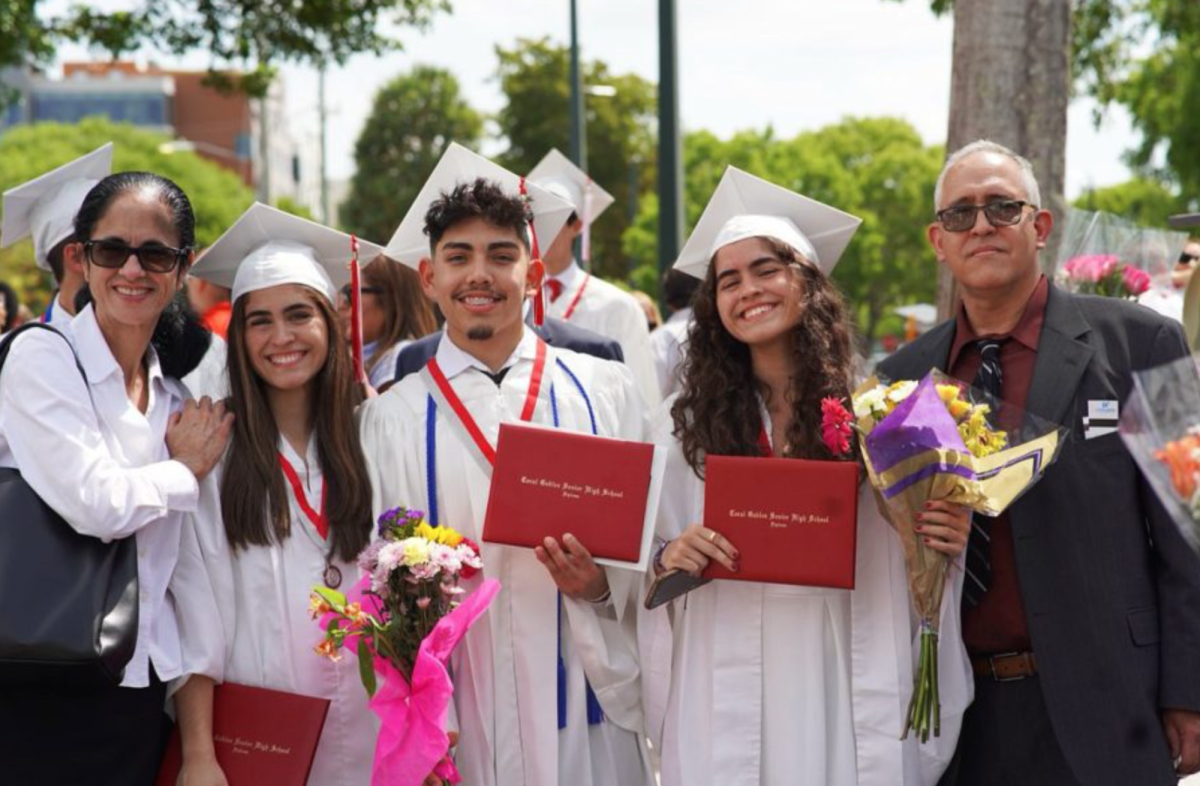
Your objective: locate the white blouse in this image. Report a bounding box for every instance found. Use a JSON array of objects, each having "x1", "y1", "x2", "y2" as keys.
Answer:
[{"x1": 0, "y1": 305, "x2": 200, "y2": 687}]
